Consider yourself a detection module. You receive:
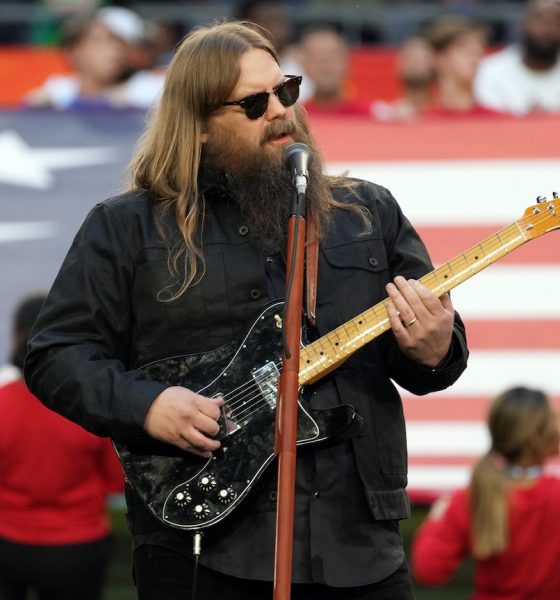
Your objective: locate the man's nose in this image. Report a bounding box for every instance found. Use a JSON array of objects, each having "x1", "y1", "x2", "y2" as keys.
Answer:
[{"x1": 266, "y1": 93, "x2": 287, "y2": 119}]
